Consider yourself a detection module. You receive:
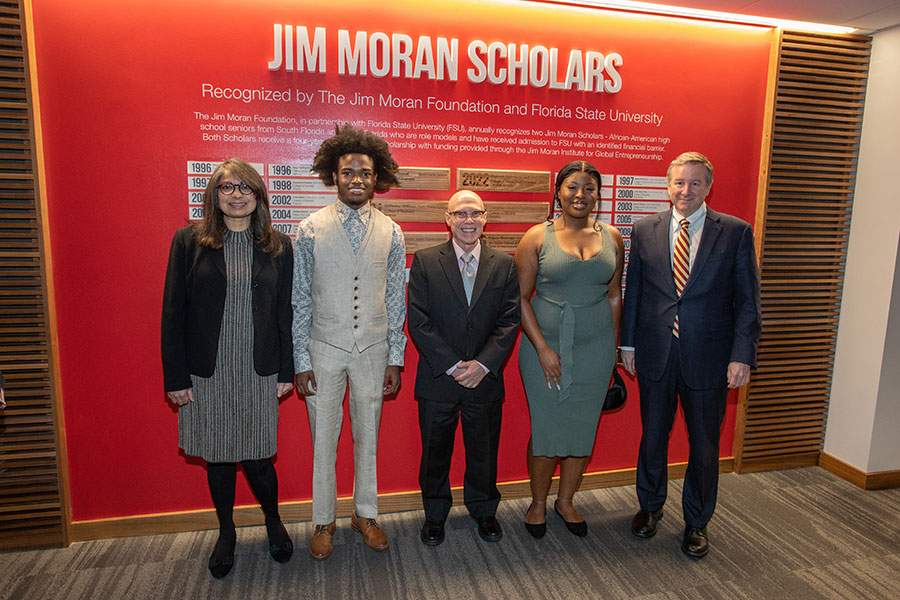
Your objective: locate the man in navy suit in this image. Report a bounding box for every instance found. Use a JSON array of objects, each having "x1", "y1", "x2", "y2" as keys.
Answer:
[
  {"x1": 621, "y1": 152, "x2": 761, "y2": 558},
  {"x1": 407, "y1": 190, "x2": 520, "y2": 546}
]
